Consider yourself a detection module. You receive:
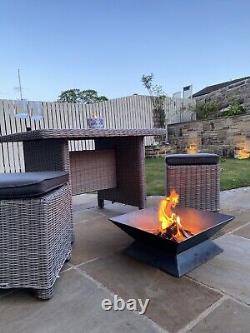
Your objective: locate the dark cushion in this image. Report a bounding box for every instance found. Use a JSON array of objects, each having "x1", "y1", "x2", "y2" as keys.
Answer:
[
  {"x1": 165, "y1": 153, "x2": 219, "y2": 165},
  {"x1": 0, "y1": 171, "x2": 69, "y2": 199}
]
